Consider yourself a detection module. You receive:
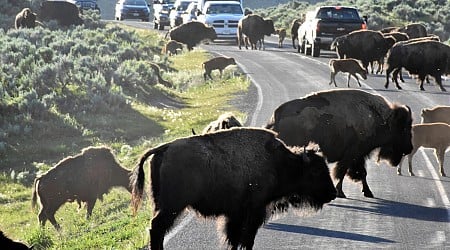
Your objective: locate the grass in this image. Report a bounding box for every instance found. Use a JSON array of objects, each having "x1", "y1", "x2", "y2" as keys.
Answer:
[{"x1": 0, "y1": 26, "x2": 250, "y2": 249}]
